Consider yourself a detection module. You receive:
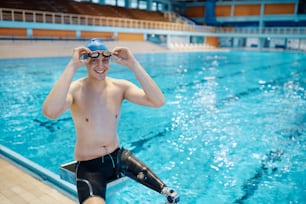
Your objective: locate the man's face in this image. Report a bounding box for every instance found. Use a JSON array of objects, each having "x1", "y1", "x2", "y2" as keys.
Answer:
[{"x1": 87, "y1": 50, "x2": 112, "y2": 80}]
